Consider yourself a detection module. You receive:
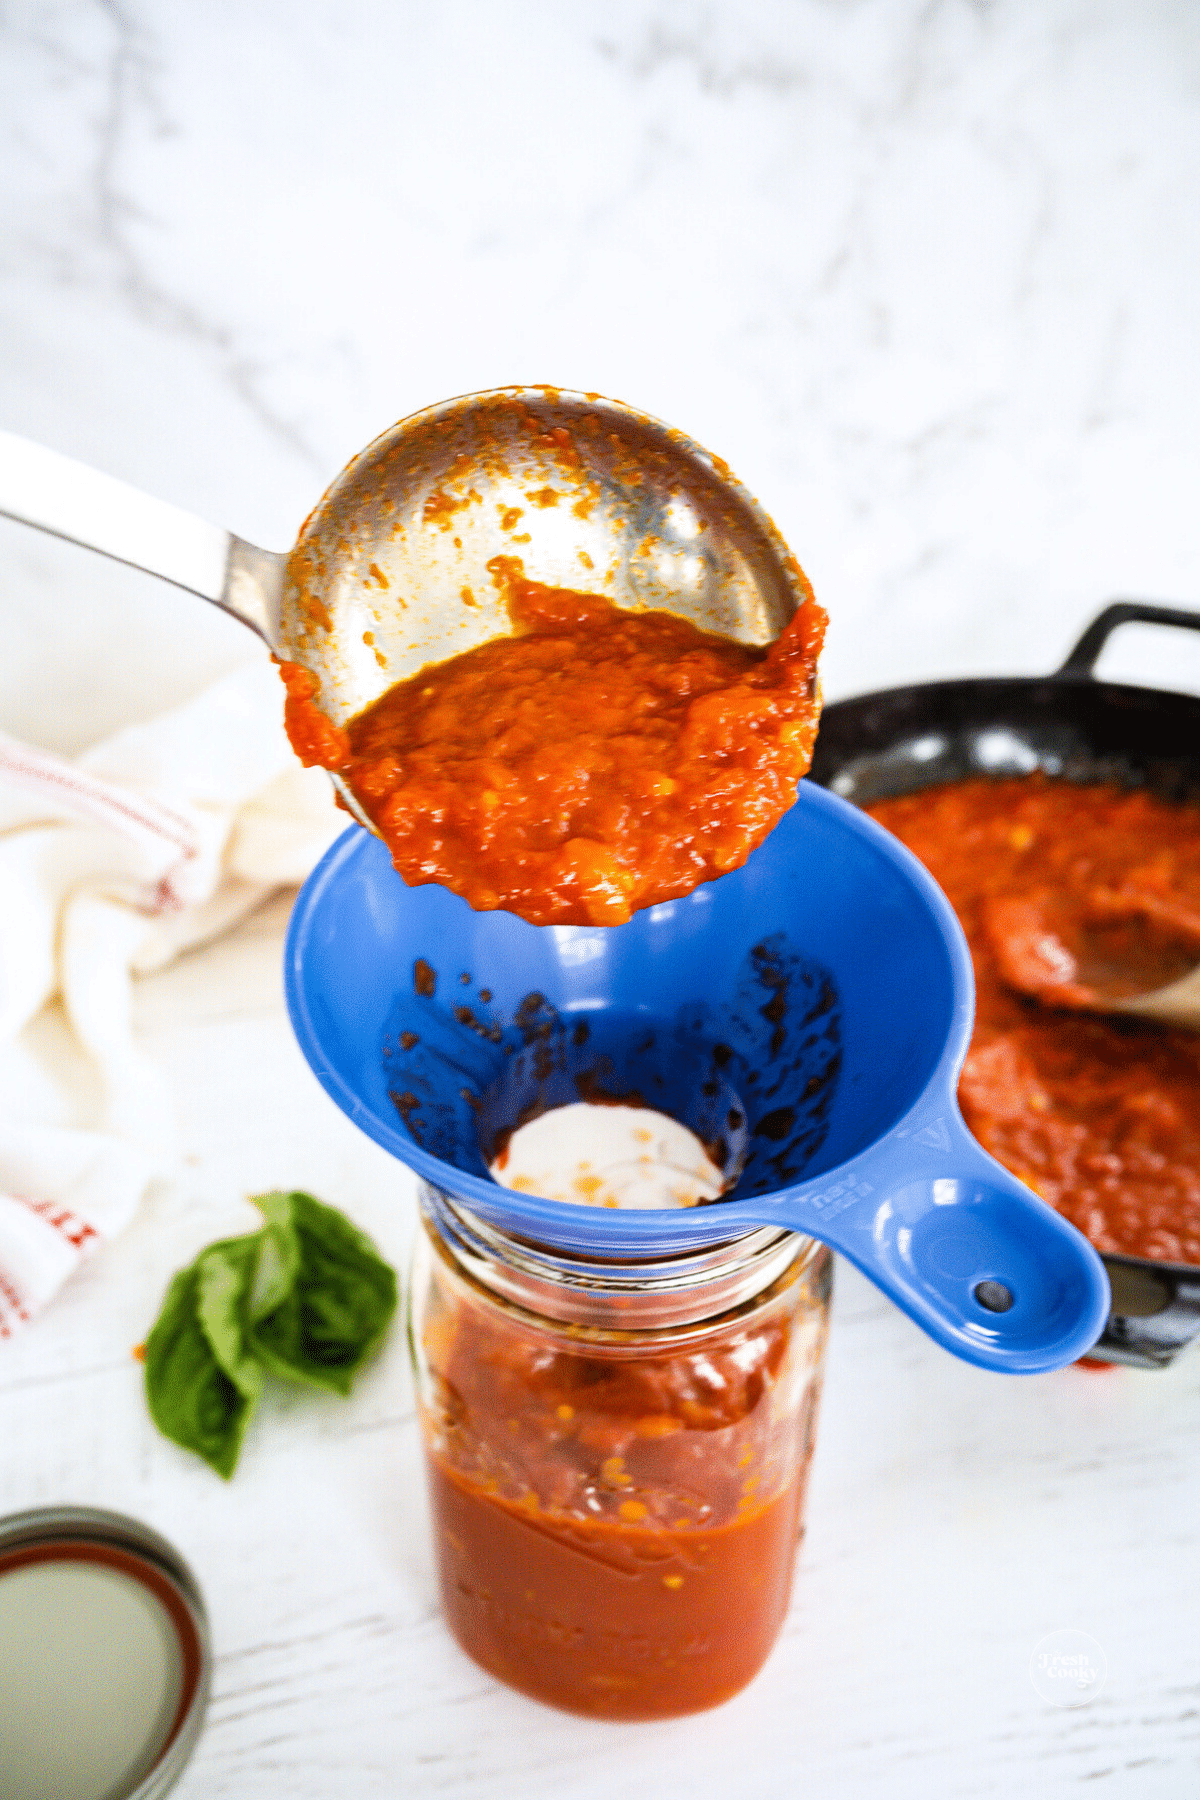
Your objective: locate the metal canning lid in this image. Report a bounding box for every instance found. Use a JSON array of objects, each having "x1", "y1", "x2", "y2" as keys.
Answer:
[{"x1": 0, "y1": 1505, "x2": 210, "y2": 1800}]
